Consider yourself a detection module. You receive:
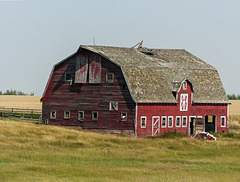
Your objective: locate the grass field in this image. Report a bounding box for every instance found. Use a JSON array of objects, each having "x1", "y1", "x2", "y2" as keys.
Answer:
[{"x1": 0, "y1": 120, "x2": 240, "y2": 182}]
